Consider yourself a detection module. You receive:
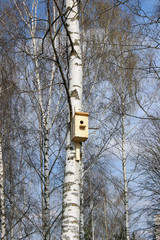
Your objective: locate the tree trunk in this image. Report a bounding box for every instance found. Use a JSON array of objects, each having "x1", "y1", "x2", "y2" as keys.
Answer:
[
  {"x1": 90, "y1": 169, "x2": 94, "y2": 240},
  {"x1": 103, "y1": 182, "x2": 109, "y2": 240},
  {"x1": 0, "y1": 138, "x2": 6, "y2": 240},
  {"x1": 0, "y1": 84, "x2": 6, "y2": 240},
  {"x1": 32, "y1": 27, "x2": 50, "y2": 240},
  {"x1": 120, "y1": 47, "x2": 130, "y2": 240},
  {"x1": 122, "y1": 96, "x2": 130, "y2": 240},
  {"x1": 39, "y1": 113, "x2": 45, "y2": 238},
  {"x1": 43, "y1": 121, "x2": 50, "y2": 240},
  {"x1": 61, "y1": 0, "x2": 83, "y2": 239},
  {"x1": 80, "y1": 144, "x2": 85, "y2": 240}
]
